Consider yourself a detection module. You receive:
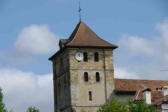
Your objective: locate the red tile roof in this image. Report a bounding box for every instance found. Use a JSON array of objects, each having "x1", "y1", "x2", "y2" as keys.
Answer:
[
  {"x1": 114, "y1": 78, "x2": 168, "y2": 92},
  {"x1": 49, "y1": 22, "x2": 118, "y2": 60},
  {"x1": 153, "y1": 95, "x2": 168, "y2": 105},
  {"x1": 151, "y1": 91, "x2": 163, "y2": 103},
  {"x1": 66, "y1": 22, "x2": 118, "y2": 49},
  {"x1": 135, "y1": 89, "x2": 163, "y2": 103},
  {"x1": 115, "y1": 78, "x2": 168, "y2": 104}
]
